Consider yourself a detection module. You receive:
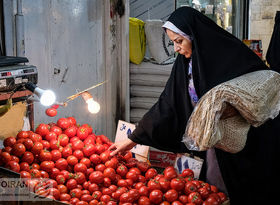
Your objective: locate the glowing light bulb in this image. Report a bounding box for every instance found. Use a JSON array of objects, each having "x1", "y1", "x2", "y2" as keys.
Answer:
[
  {"x1": 81, "y1": 91, "x2": 100, "y2": 114},
  {"x1": 39, "y1": 90, "x2": 56, "y2": 106},
  {"x1": 86, "y1": 98, "x2": 100, "y2": 114}
]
